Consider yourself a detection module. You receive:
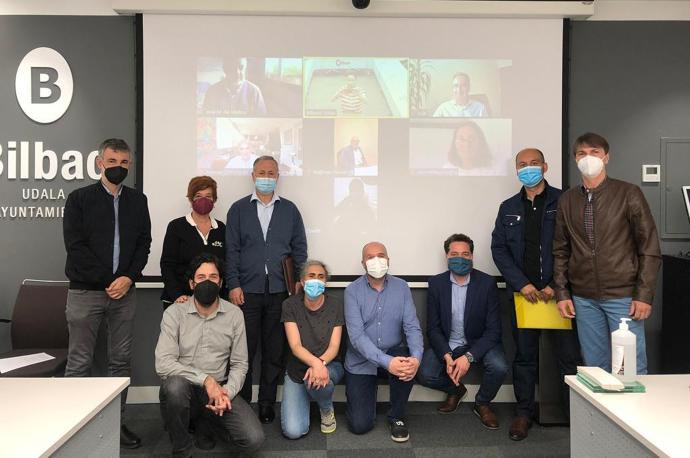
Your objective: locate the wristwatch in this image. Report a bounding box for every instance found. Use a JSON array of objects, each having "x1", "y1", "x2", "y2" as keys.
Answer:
[
  {"x1": 319, "y1": 358, "x2": 327, "y2": 366},
  {"x1": 464, "y1": 352, "x2": 475, "y2": 363}
]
